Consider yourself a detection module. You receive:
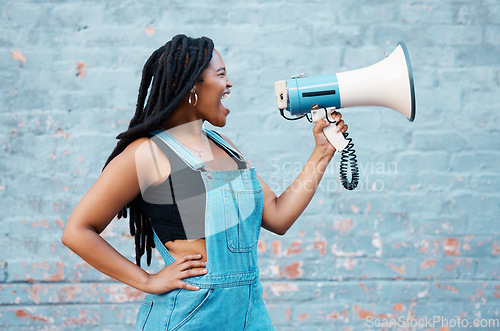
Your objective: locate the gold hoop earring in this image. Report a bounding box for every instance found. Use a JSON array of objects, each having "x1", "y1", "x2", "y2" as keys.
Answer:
[{"x1": 189, "y1": 90, "x2": 198, "y2": 107}]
